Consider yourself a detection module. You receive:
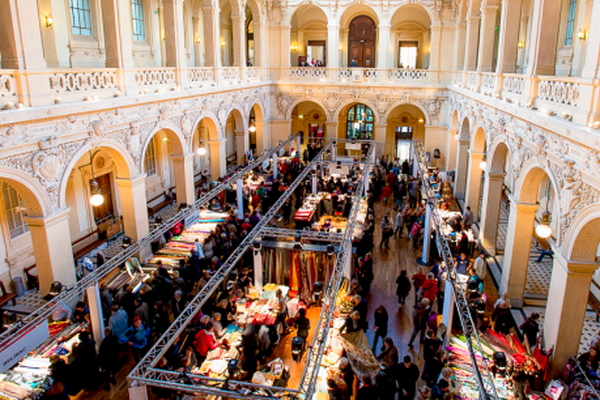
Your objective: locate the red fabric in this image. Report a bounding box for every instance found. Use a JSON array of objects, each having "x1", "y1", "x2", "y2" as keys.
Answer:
[
  {"x1": 387, "y1": 172, "x2": 396, "y2": 187},
  {"x1": 252, "y1": 194, "x2": 260, "y2": 208},
  {"x1": 194, "y1": 329, "x2": 219, "y2": 356},
  {"x1": 421, "y1": 279, "x2": 438, "y2": 301}
]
